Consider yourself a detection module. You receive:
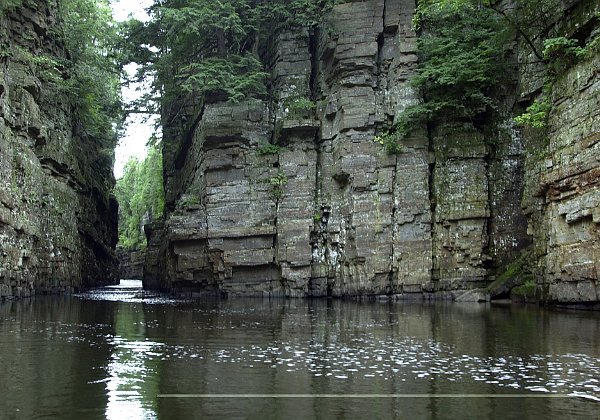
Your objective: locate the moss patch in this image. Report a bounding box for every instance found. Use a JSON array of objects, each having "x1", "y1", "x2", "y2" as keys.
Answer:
[
  {"x1": 512, "y1": 278, "x2": 536, "y2": 297},
  {"x1": 511, "y1": 277, "x2": 537, "y2": 303},
  {"x1": 487, "y1": 250, "x2": 531, "y2": 293}
]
